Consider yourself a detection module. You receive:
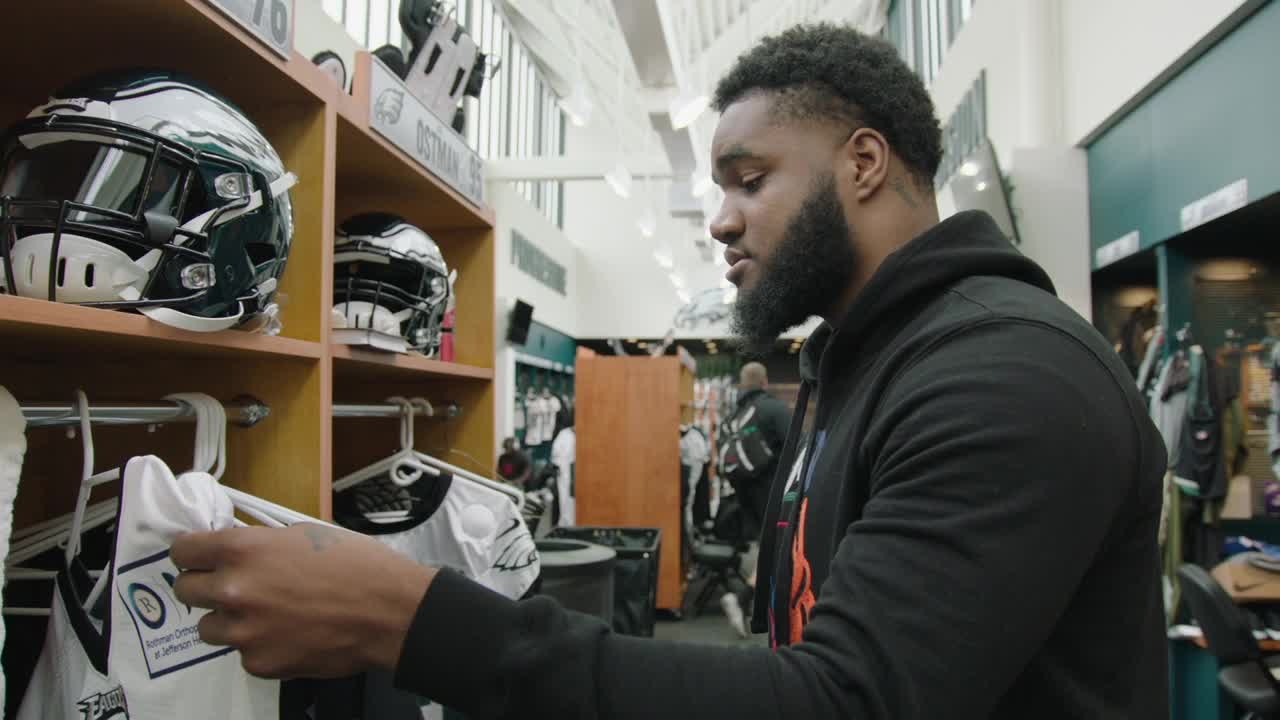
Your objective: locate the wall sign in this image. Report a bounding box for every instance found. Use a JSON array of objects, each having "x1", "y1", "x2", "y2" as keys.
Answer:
[
  {"x1": 1180, "y1": 178, "x2": 1248, "y2": 232},
  {"x1": 368, "y1": 58, "x2": 486, "y2": 207},
  {"x1": 203, "y1": 0, "x2": 294, "y2": 60},
  {"x1": 511, "y1": 230, "x2": 566, "y2": 295},
  {"x1": 1095, "y1": 230, "x2": 1140, "y2": 269},
  {"x1": 934, "y1": 70, "x2": 987, "y2": 190}
]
